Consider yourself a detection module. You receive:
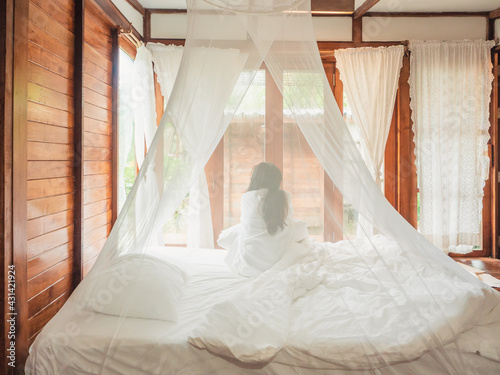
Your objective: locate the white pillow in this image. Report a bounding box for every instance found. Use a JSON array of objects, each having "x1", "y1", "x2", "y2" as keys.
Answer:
[{"x1": 86, "y1": 254, "x2": 188, "y2": 321}]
